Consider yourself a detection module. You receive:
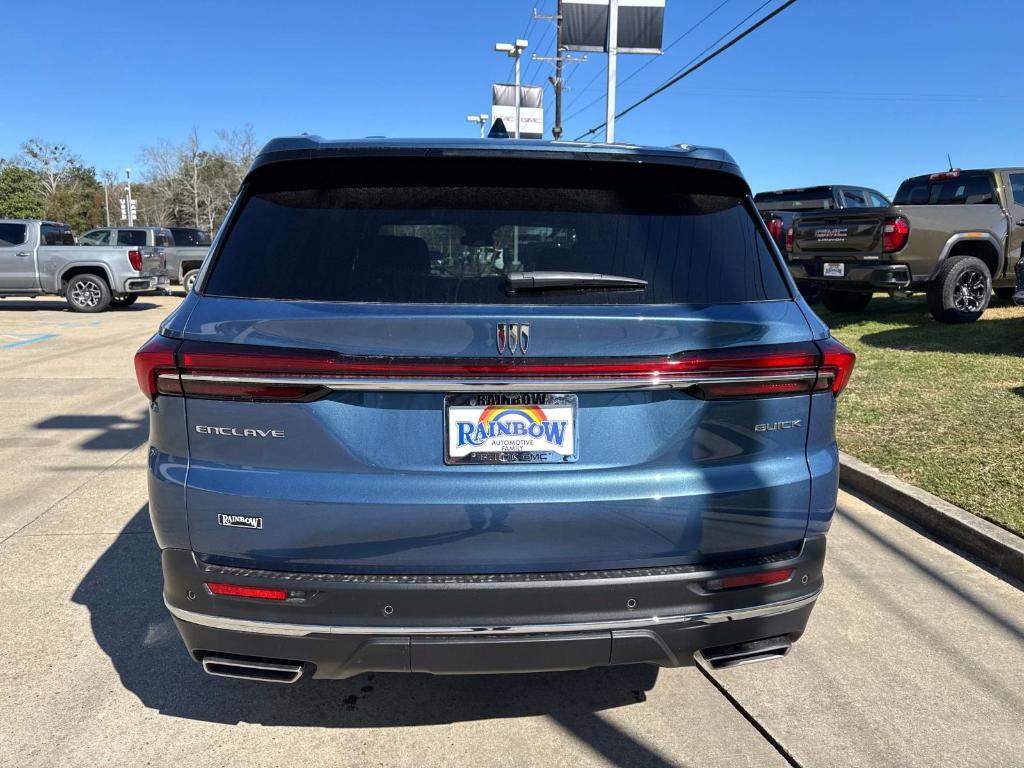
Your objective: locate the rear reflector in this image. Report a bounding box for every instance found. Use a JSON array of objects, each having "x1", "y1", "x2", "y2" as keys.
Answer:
[
  {"x1": 205, "y1": 582, "x2": 288, "y2": 601},
  {"x1": 705, "y1": 568, "x2": 793, "y2": 591}
]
